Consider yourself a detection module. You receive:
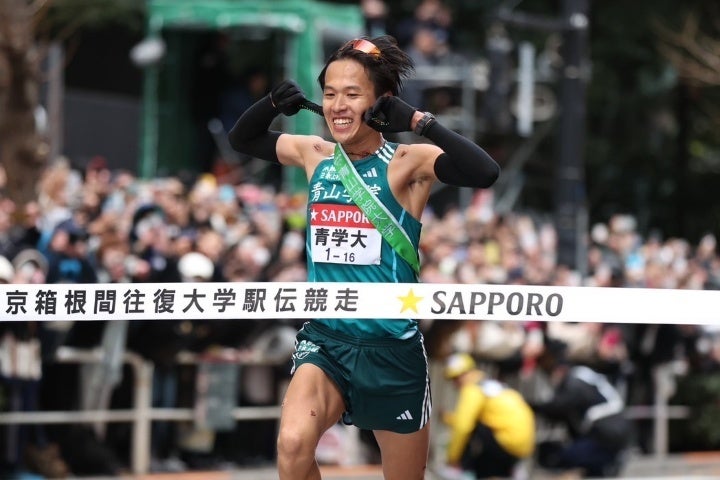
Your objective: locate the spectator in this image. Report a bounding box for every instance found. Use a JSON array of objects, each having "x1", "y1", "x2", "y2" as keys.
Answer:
[
  {"x1": 531, "y1": 340, "x2": 632, "y2": 478},
  {"x1": 0, "y1": 253, "x2": 71, "y2": 478},
  {"x1": 218, "y1": 67, "x2": 270, "y2": 136},
  {"x1": 441, "y1": 353, "x2": 535, "y2": 479},
  {"x1": 43, "y1": 218, "x2": 97, "y2": 285},
  {"x1": 192, "y1": 32, "x2": 233, "y2": 172},
  {"x1": 448, "y1": 320, "x2": 545, "y2": 381},
  {"x1": 0, "y1": 199, "x2": 19, "y2": 258},
  {"x1": 394, "y1": 0, "x2": 454, "y2": 50},
  {"x1": 194, "y1": 229, "x2": 228, "y2": 281},
  {"x1": 361, "y1": 0, "x2": 388, "y2": 37},
  {"x1": 127, "y1": 204, "x2": 180, "y2": 283},
  {"x1": 8, "y1": 201, "x2": 43, "y2": 257},
  {"x1": 401, "y1": 23, "x2": 465, "y2": 115}
]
